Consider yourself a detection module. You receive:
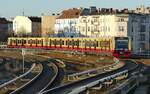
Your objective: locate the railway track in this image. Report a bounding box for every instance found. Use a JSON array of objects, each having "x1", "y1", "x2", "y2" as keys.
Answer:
[
  {"x1": 11, "y1": 62, "x2": 58, "y2": 94},
  {"x1": 41, "y1": 60, "x2": 140, "y2": 94}
]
